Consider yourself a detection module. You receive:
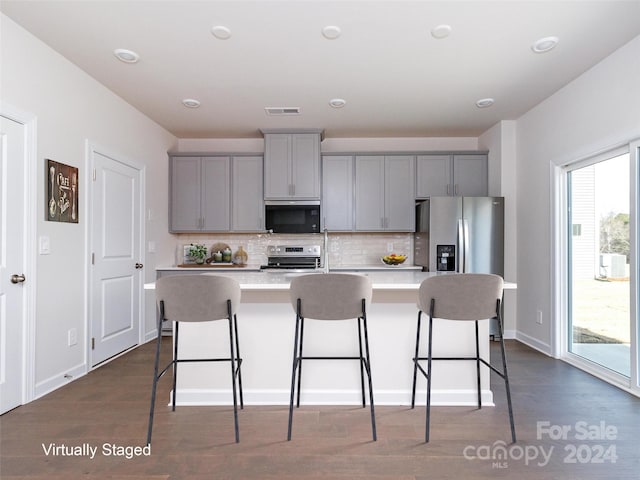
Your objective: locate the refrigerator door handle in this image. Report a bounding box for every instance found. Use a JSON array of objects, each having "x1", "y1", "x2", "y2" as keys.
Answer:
[
  {"x1": 457, "y1": 218, "x2": 464, "y2": 273},
  {"x1": 463, "y1": 219, "x2": 470, "y2": 273}
]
